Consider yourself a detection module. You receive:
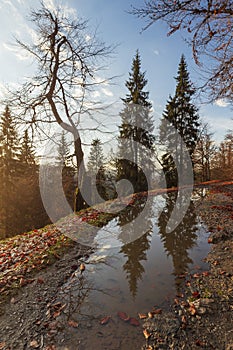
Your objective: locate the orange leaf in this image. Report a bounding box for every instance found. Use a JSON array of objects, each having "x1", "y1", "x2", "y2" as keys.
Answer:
[
  {"x1": 153, "y1": 308, "x2": 162, "y2": 314},
  {"x1": 53, "y1": 310, "x2": 61, "y2": 318},
  {"x1": 181, "y1": 315, "x2": 187, "y2": 323},
  {"x1": 30, "y1": 340, "x2": 39, "y2": 348},
  {"x1": 189, "y1": 304, "x2": 197, "y2": 316},
  {"x1": 100, "y1": 316, "x2": 111, "y2": 325},
  {"x1": 68, "y1": 320, "x2": 79, "y2": 328},
  {"x1": 143, "y1": 329, "x2": 151, "y2": 339},
  {"x1": 138, "y1": 313, "x2": 147, "y2": 319},
  {"x1": 202, "y1": 271, "x2": 210, "y2": 277},
  {"x1": 80, "y1": 263, "x2": 85, "y2": 274}
]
